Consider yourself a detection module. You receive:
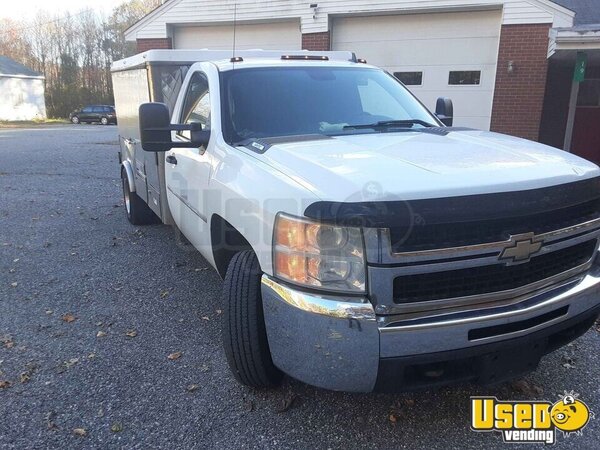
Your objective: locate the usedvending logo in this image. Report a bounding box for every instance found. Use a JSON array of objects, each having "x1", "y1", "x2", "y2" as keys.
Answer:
[{"x1": 471, "y1": 392, "x2": 594, "y2": 444}]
